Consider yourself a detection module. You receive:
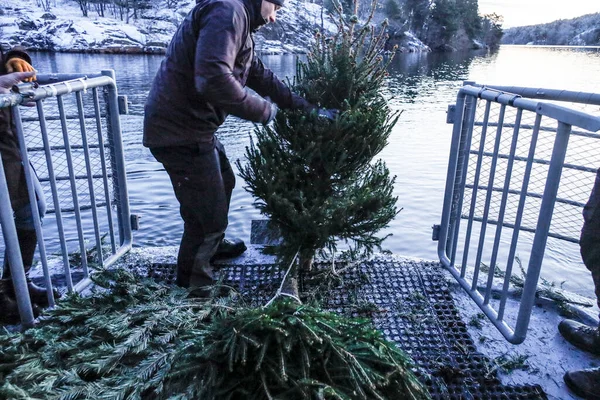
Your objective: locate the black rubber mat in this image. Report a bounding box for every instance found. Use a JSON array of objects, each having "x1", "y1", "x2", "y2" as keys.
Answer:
[{"x1": 147, "y1": 259, "x2": 547, "y2": 399}]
